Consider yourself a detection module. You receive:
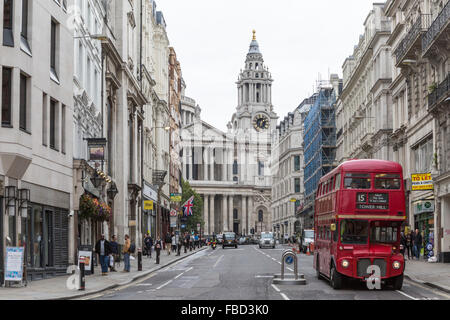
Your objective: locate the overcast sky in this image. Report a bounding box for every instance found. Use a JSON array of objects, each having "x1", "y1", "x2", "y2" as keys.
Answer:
[{"x1": 158, "y1": 0, "x2": 377, "y2": 131}]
